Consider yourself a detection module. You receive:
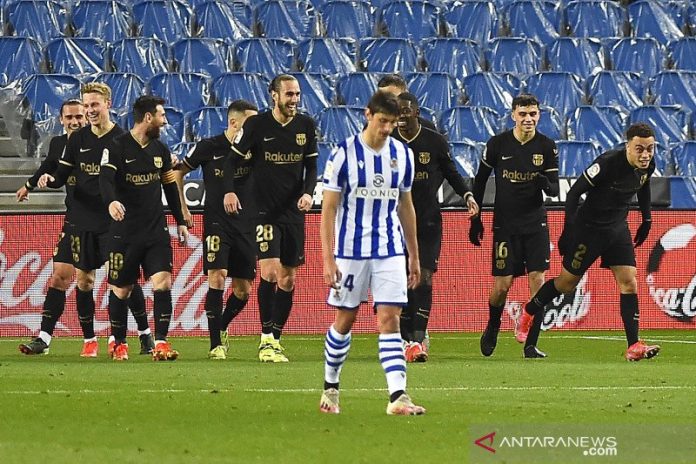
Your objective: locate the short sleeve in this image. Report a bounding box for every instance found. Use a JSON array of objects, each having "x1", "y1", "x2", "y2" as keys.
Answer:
[
  {"x1": 323, "y1": 142, "x2": 346, "y2": 192},
  {"x1": 231, "y1": 115, "x2": 257, "y2": 158},
  {"x1": 161, "y1": 143, "x2": 172, "y2": 171},
  {"x1": 544, "y1": 139, "x2": 559, "y2": 172},
  {"x1": 61, "y1": 131, "x2": 80, "y2": 166},
  {"x1": 101, "y1": 139, "x2": 121, "y2": 172},
  {"x1": 582, "y1": 154, "x2": 609, "y2": 187},
  {"x1": 305, "y1": 117, "x2": 318, "y2": 157},
  {"x1": 400, "y1": 146, "x2": 414, "y2": 192},
  {"x1": 481, "y1": 137, "x2": 498, "y2": 169}
]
